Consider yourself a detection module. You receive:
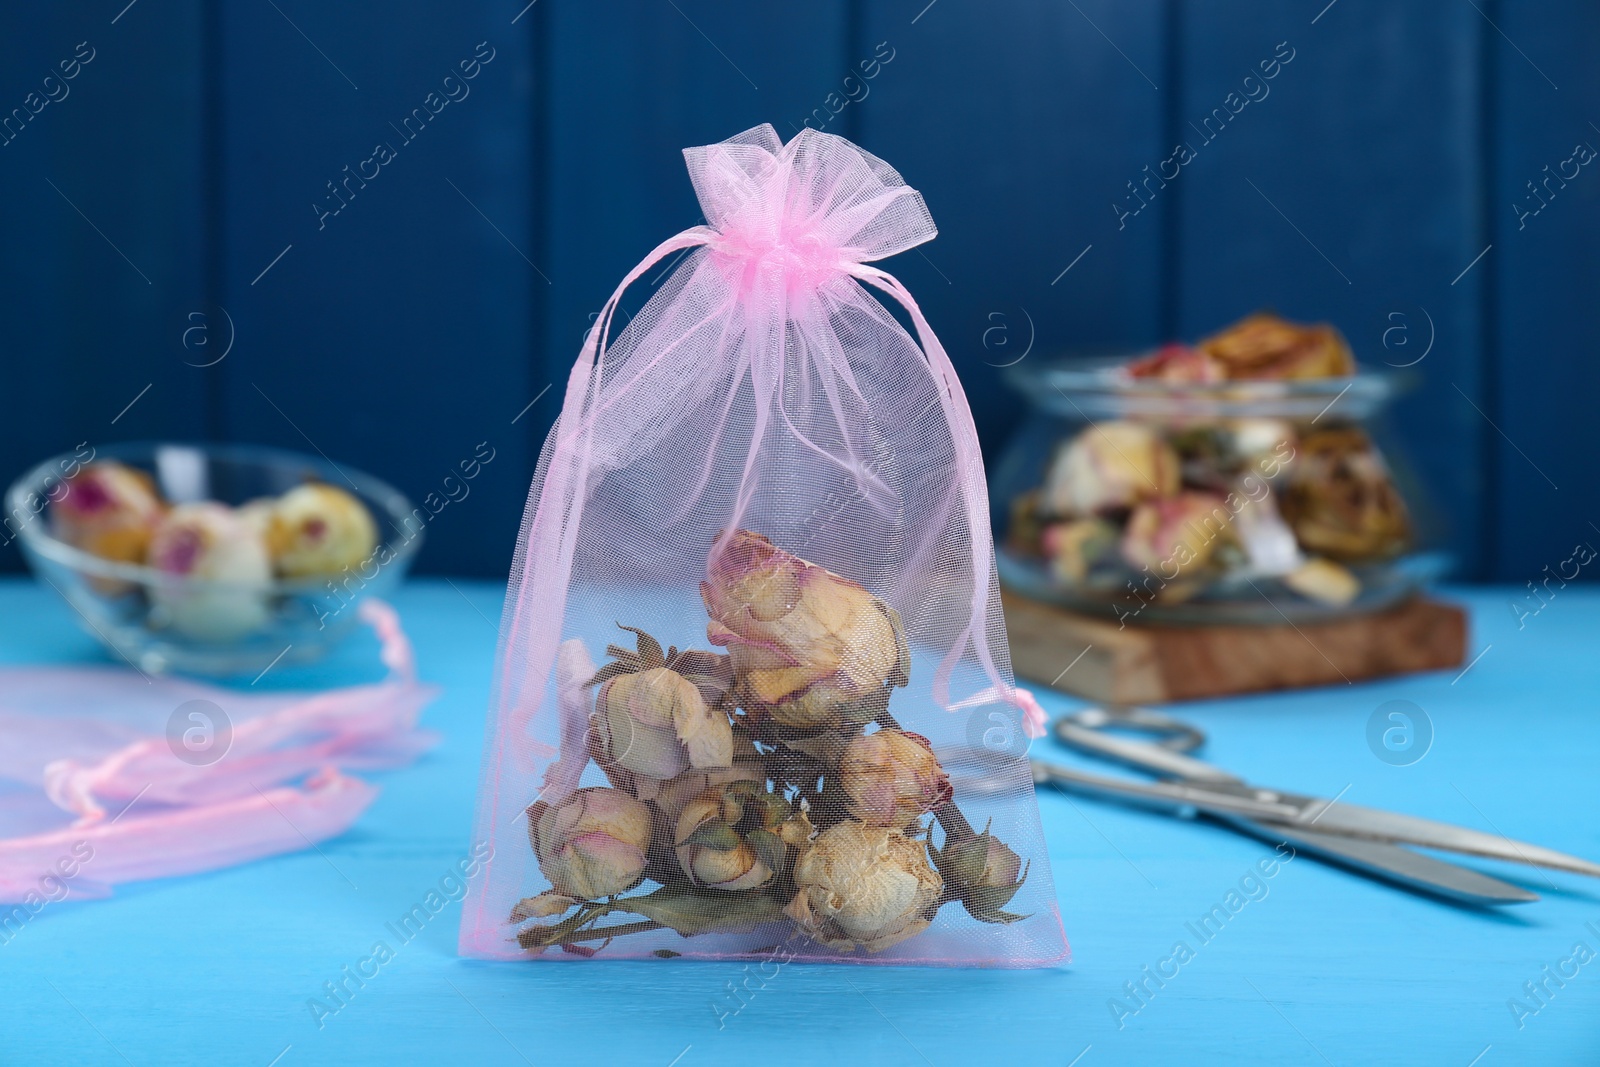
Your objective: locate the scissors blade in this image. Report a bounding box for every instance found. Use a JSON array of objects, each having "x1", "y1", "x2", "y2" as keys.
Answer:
[
  {"x1": 1032, "y1": 761, "x2": 1303, "y2": 822},
  {"x1": 1033, "y1": 764, "x2": 1541, "y2": 903},
  {"x1": 1275, "y1": 799, "x2": 1600, "y2": 879},
  {"x1": 1221, "y1": 817, "x2": 1540, "y2": 905}
]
